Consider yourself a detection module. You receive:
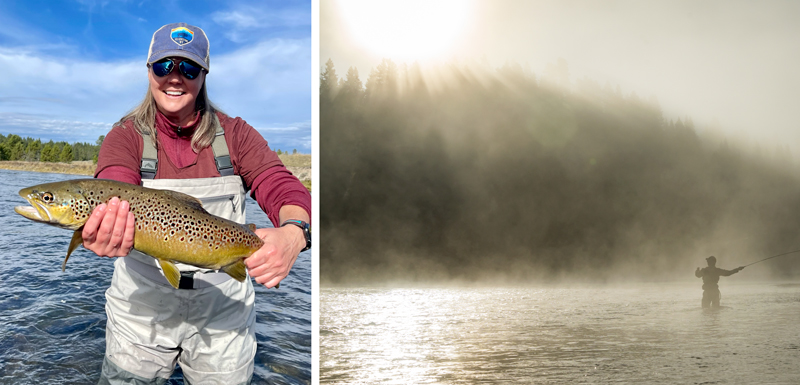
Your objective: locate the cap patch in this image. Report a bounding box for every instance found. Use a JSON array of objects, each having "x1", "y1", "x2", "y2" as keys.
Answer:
[{"x1": 171, "y1": 27, "x2": 194, "y2": 46}]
